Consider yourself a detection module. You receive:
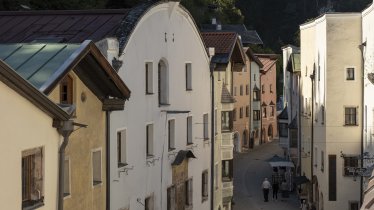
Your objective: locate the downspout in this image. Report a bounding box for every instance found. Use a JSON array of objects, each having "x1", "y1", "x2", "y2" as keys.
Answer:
[
  {"x1": 210, "y1": 61, "x2": 216, "y2": 210},
  {"x1": 359, "y1": 41, "x2": 366, "y2": 205},
  {"x1": 58, "y1": 120, "x2": 74, "y2": 210},
  {"x1": 298, "y1": 75, "x2": 302, "y2": 175},
  {"x1": 106, "y1": 111, "x2": 111, "y2": 210},
  {"x1": 310, "y1": 71, "x2": 315, "y2": 205}
]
